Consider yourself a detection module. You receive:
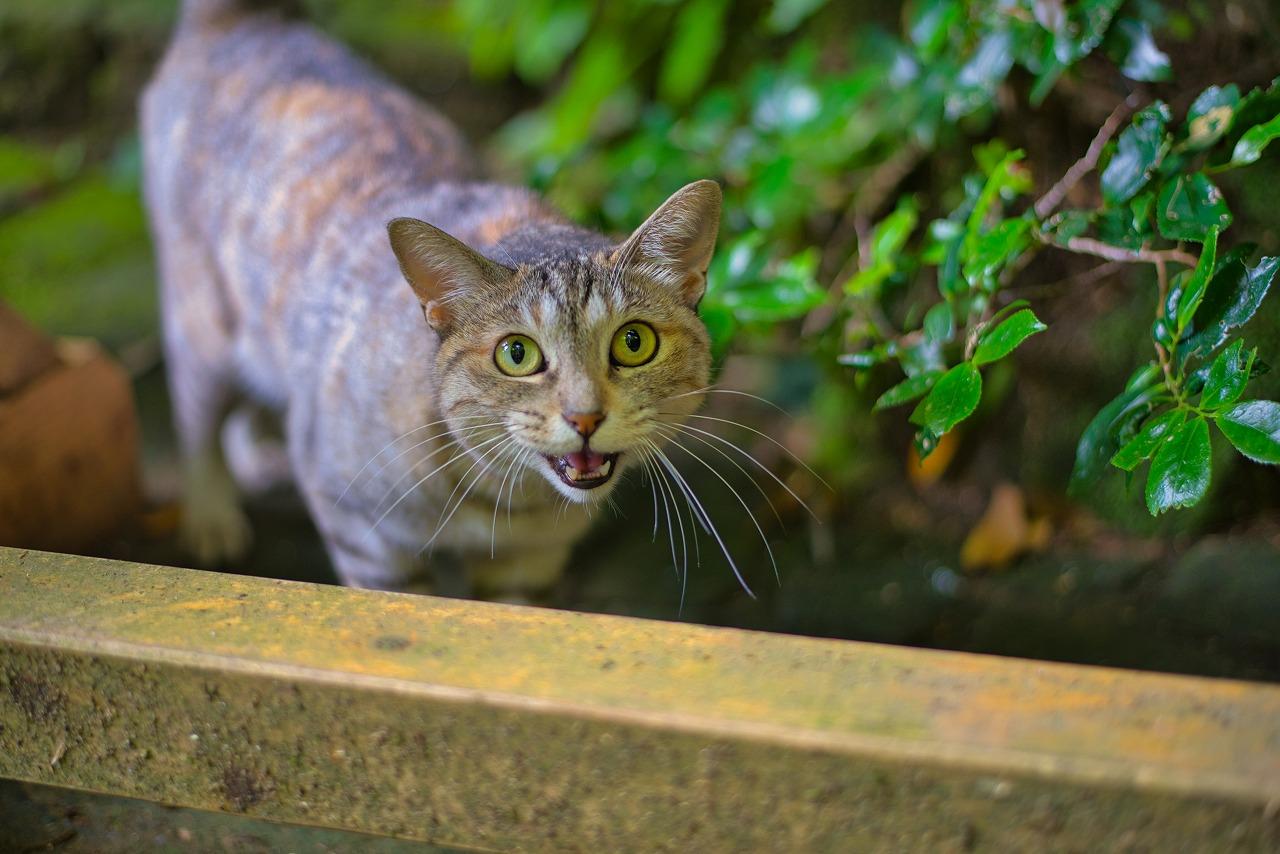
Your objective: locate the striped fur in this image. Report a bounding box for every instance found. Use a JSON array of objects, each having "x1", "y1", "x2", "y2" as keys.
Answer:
[{"x1": 142, "y1": 1, "x2": 718, "y2": 596}]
